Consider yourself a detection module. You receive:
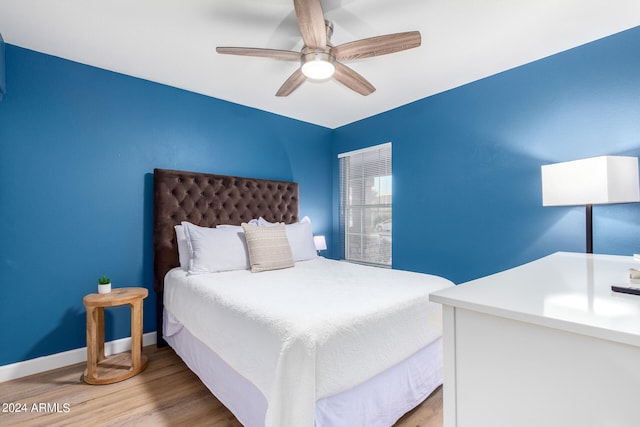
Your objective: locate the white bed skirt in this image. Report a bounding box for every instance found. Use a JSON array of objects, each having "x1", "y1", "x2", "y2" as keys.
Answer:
[{"x1": 164, "y1": 309, "x2": 442, "y2": 427}]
